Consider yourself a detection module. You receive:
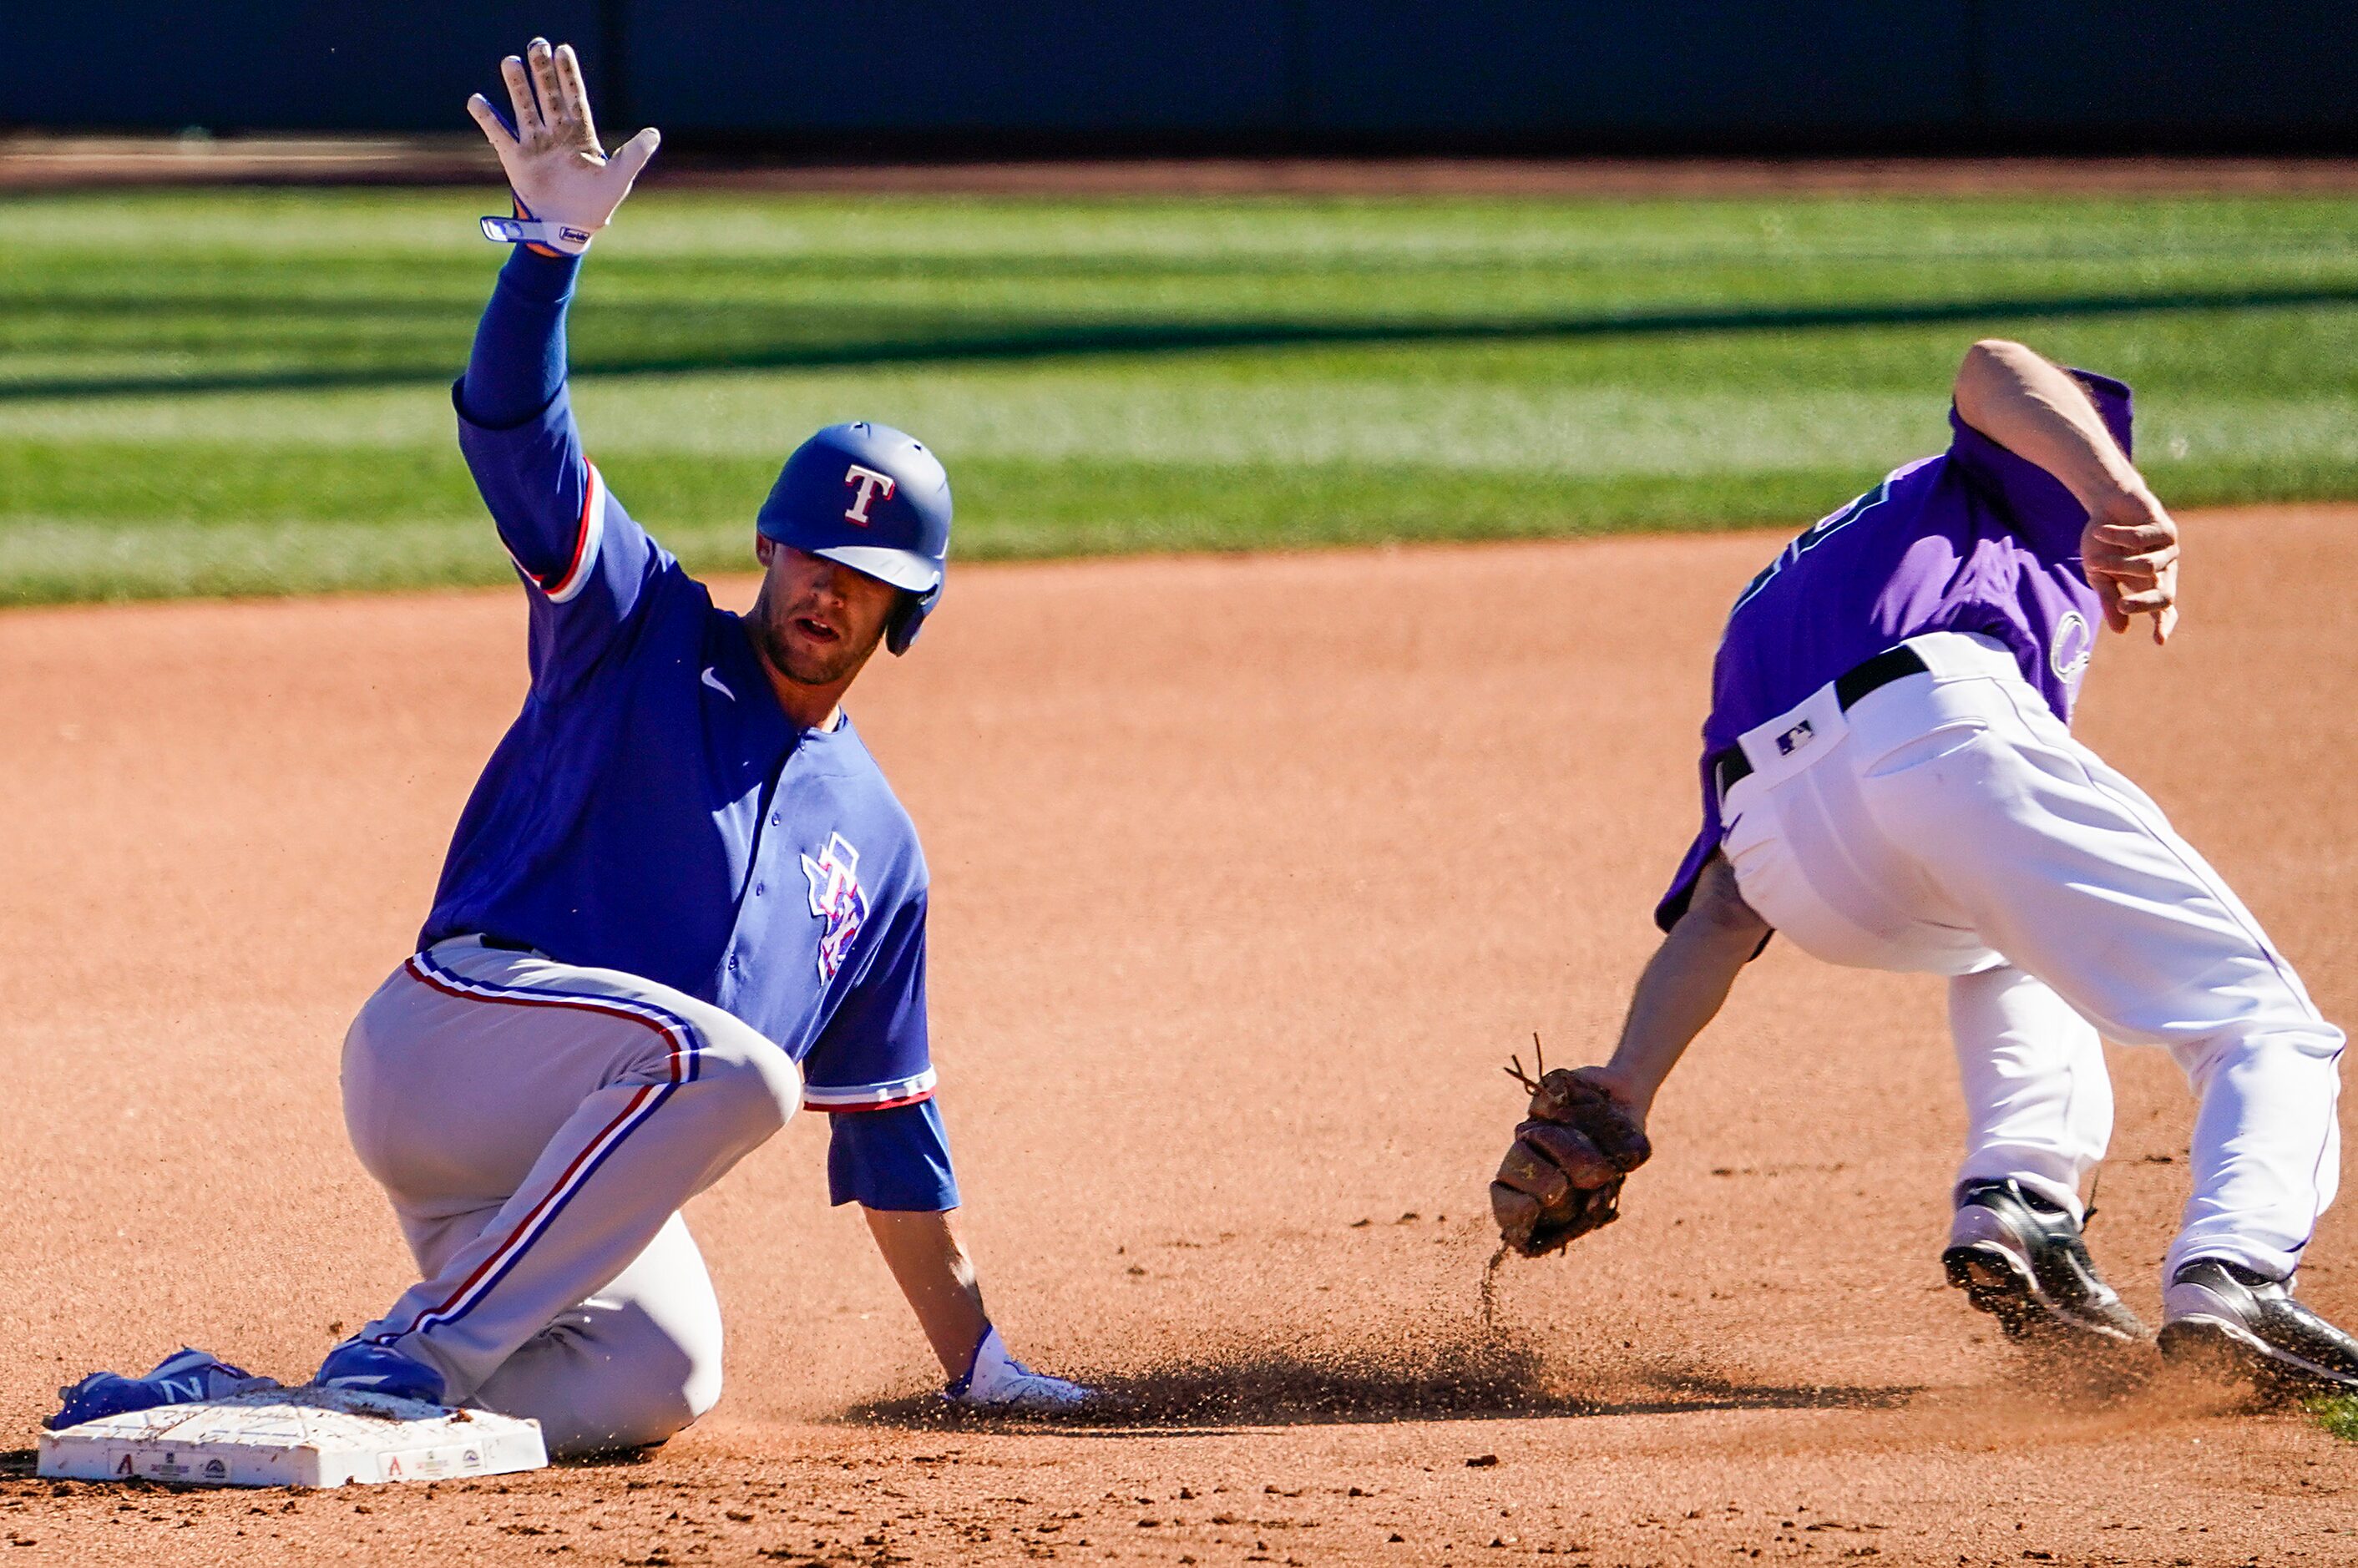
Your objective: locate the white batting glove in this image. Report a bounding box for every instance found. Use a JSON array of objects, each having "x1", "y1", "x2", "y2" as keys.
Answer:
[
  {"x1": 943, "y1": 1327, "x2": 1095, "y2": 1415},
  {"x1": 466, "y1": 38, "x2": 660, "y2": 255}
]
